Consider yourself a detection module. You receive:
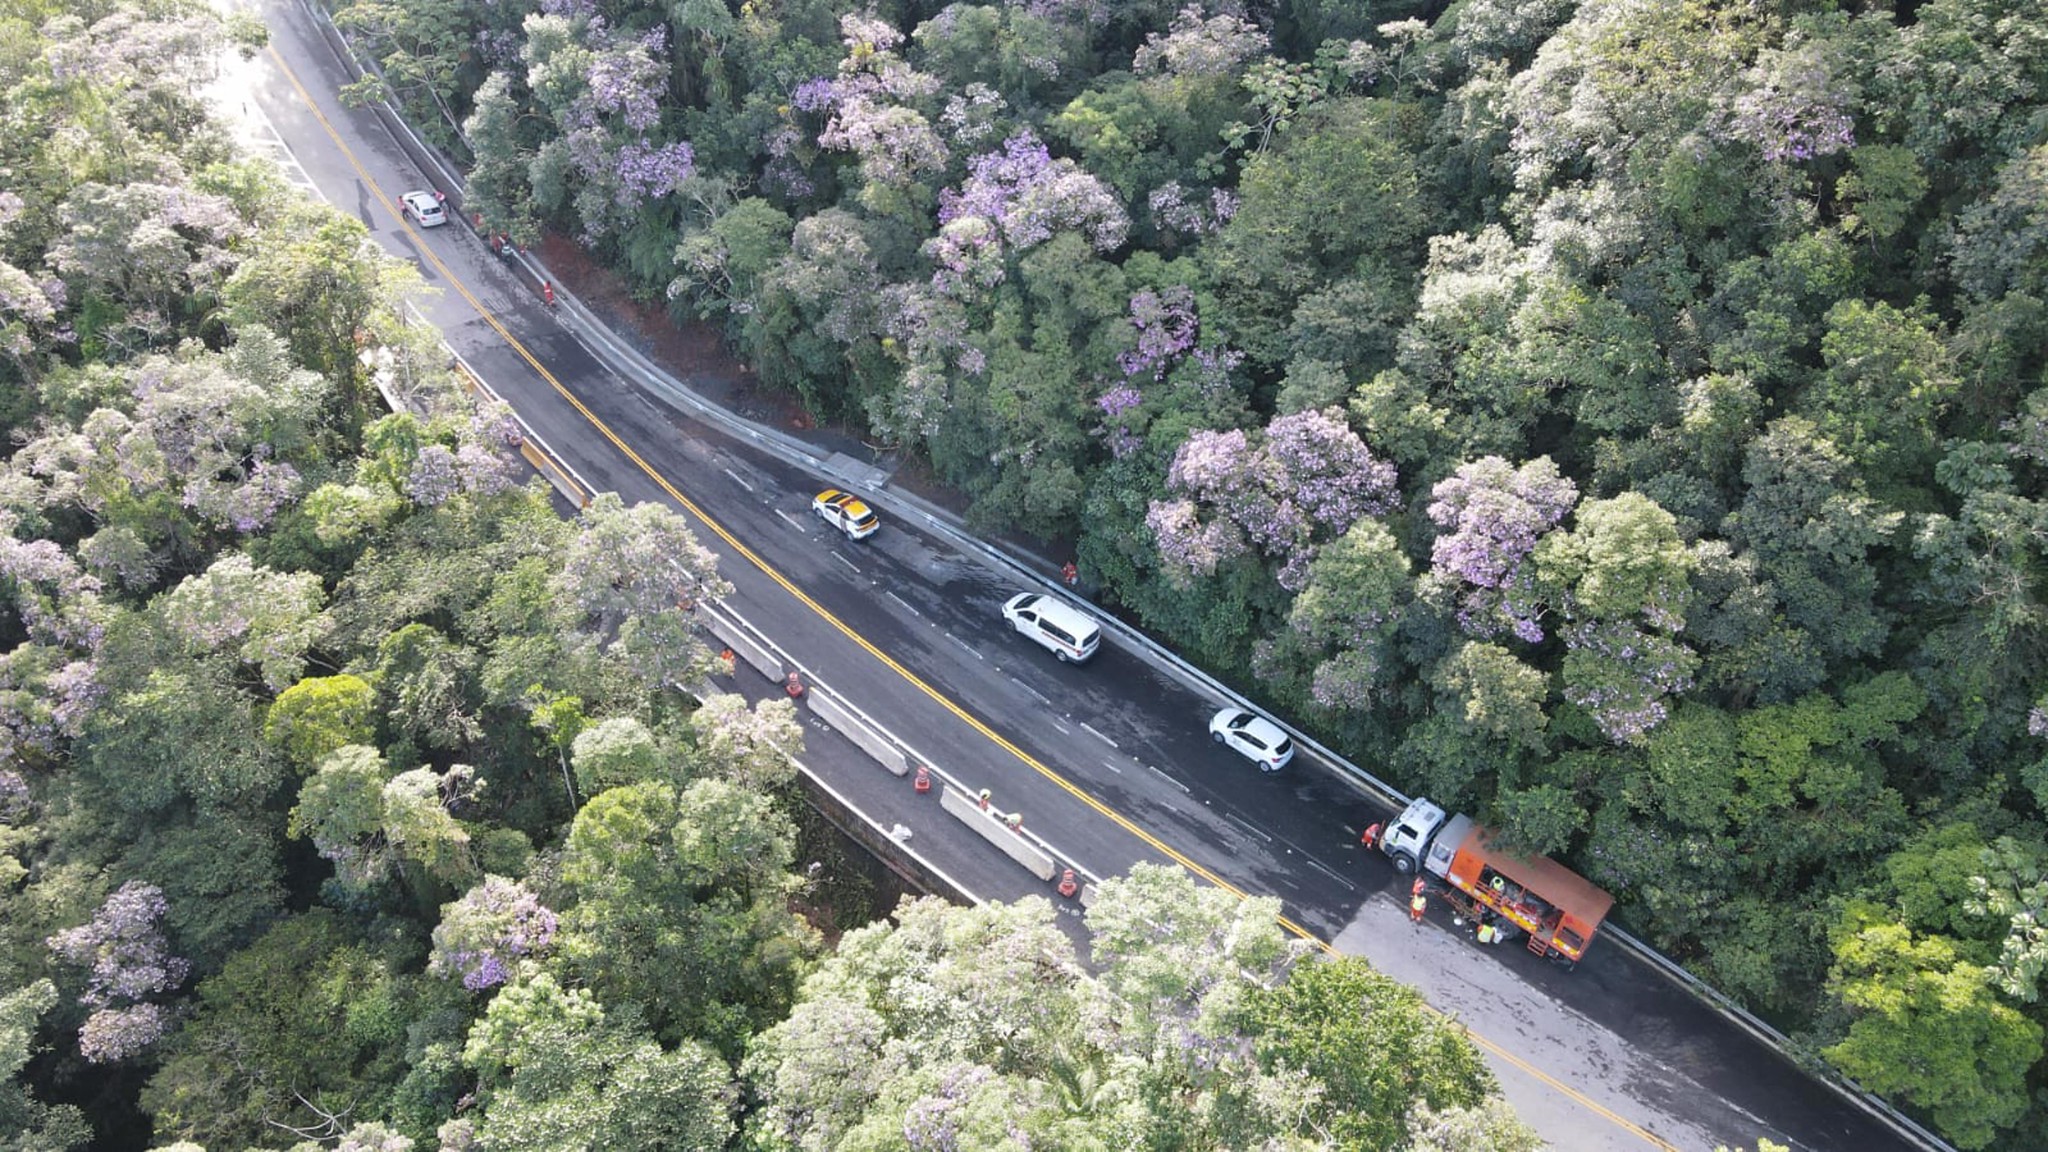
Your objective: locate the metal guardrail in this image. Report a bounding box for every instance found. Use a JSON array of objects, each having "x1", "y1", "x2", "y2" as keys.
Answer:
[{"x1": 296, "y1": 7, "x2": 1956, "y2": 1148}]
